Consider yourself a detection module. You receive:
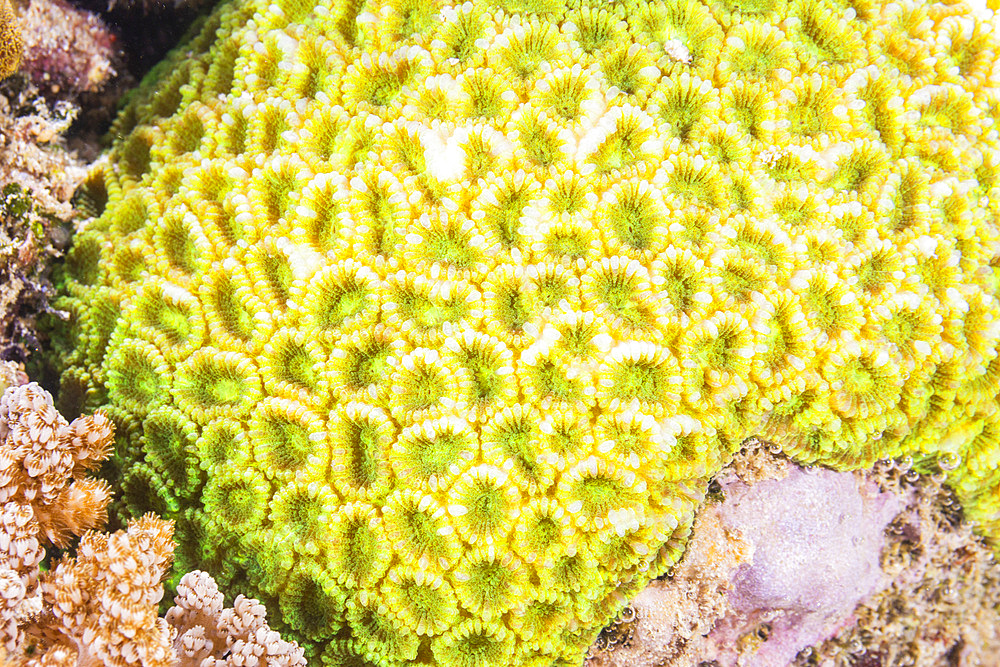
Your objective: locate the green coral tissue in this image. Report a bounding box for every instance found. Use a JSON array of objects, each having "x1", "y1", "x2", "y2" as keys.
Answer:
[{"x1": 53, "y1": 0, "x2": 1000, "y2": 663}]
